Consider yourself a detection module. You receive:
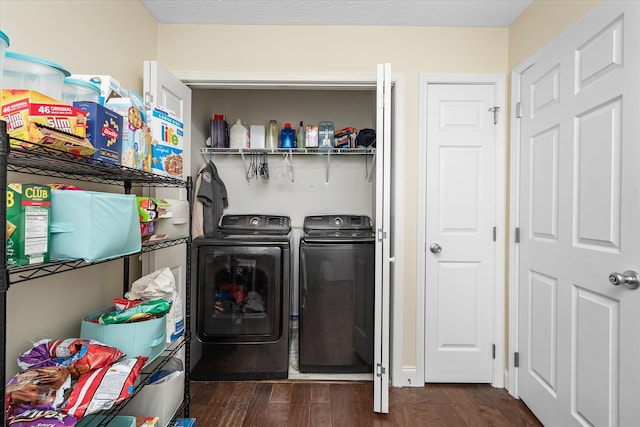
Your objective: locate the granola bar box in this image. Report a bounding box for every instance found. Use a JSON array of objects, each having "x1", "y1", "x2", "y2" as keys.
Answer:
[{"x1": 6, "y1": 183, "x2": 51, "y2": 267}]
